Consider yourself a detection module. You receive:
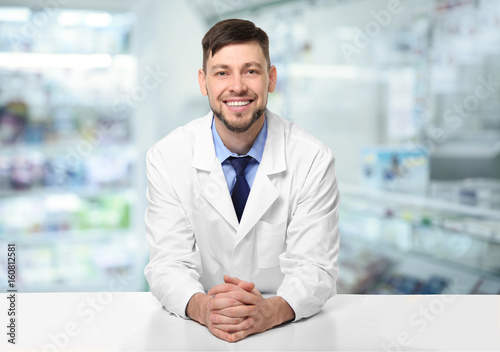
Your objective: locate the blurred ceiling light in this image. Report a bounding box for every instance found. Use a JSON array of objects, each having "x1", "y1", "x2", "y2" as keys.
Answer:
[
  {"x1": 84, "y1": 13, "x2": 113, "y2": 28},
  {"x1": 0, "y1": 53, "x2": 113, "y2": 69},
  {"x1": 289, "y1": 63, "x2": 364, "y2": 80},
  {"x1": 57, "y1": 11, "x2": 85, "y2": 27},
  {"x1": 112, "y1": 54, "x2": 137, "y2": 68},
  {"x1": 0, "y1": 7, "x2": 30, "y2": 22}
]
